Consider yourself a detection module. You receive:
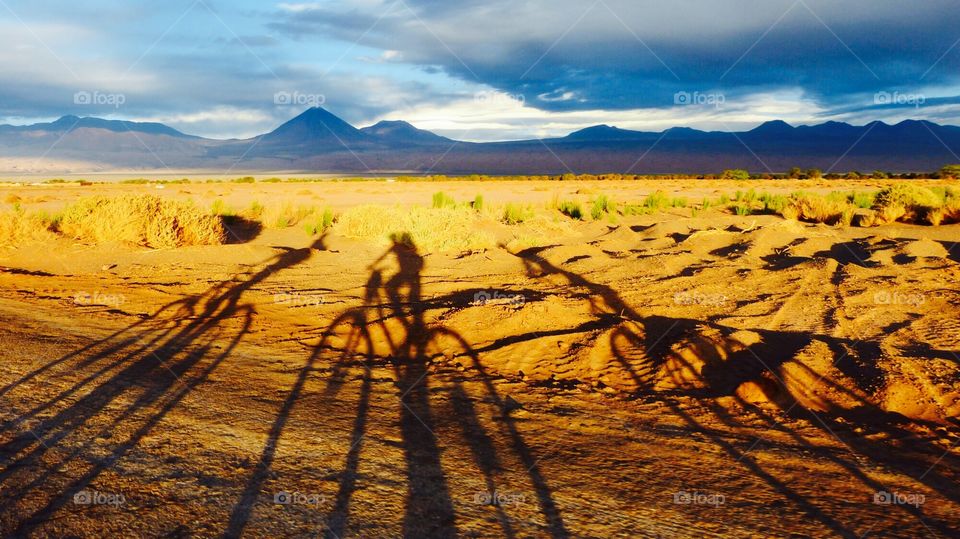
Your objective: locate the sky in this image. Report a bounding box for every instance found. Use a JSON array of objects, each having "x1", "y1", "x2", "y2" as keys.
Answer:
[{"x1": 1, "y1": 0, "x2": 960, "y2": 141}]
